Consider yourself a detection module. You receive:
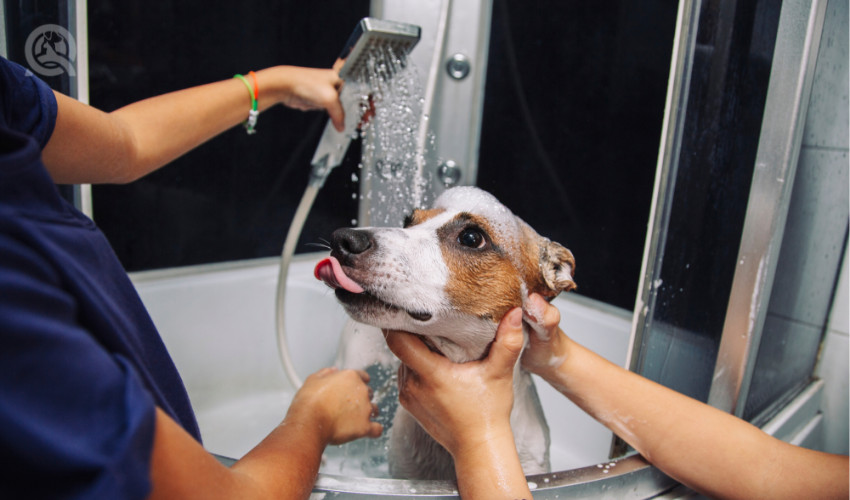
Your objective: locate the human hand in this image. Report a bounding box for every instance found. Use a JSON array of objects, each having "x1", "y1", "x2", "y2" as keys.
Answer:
[
  {"x1": 384, "y1": 308, "x2": 525, "y2": 457},
  {"x1": 268, "y1": 66, "x2": 345, "y2": 132},
  {"x1": 521, "y1": 293, "x2": 570, "y2": 380},
  {"x1": 285, "y1": 367, "x2": 383, "y2": 446}
]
